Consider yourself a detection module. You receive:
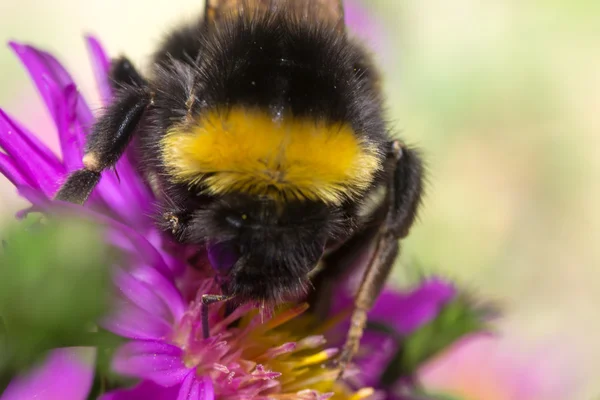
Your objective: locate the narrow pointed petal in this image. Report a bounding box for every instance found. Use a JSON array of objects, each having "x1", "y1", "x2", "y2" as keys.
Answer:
[
  {"x1": 113, "y1": 153, "x2": 156, "y2": 215},
  {"x1": 102, "y1": 298, "x2": 173, "y2": 340},
  {"x1": 370, "y1": 278, "x2": 456, "y2": 334},
  {"x1": 113, "y1": 265, "x2": 185, "y2": 325},
  {"x1": 9, "y1": 42, "x2": 65, "y2": 124},
  {"x1": 39, "y1": 47, "x2": 95, "y2": 126},
  {"x1": 4, "y1": 110, "x2": 64, "y2": 176},
  {"x1": 106, "y1": 228, "x2": 174, "y2": 278},
  {"x1": 0, "y1": 153, "x2": 30, "y2": 188},
  {"x1": 93, "y1": 166, "x2": 156, "y2": 231},
  {"x1": 178, "y1": 373, "x2": 214, "y2": 400},
  {"x1": 100, "y1": 380, "x2": 180, "y2": 400},
  {"x1": 1, "y1": 348, "x2": 94, "y2": 400},
  {"x1": 114, "y1": 268, "x2": 174, "y2": 321},
  {"x1": 93, "y1": 173, "x2": 138, "y2": 222},
  {"x1": 10, "y1": 42, "x2": 94, "y2": 127},
  {"x1": 129, "y1": 265, "x2": 186, "y2": 321},
  {"x1": 85, "y1": 35, "x2": 112, "y2": 104},
  {"x1": 41, "y1": 78, "x2": 84, "y2": 170},
  {"x1": 9, "y1": 43, "x2": 93, "y2": 169},
  {"x1": 0, "y1": 112, "x2": 49, "y2": 193},
  {"x1": 112, "y1": 340, "x2": 189, "y2": 387}
]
